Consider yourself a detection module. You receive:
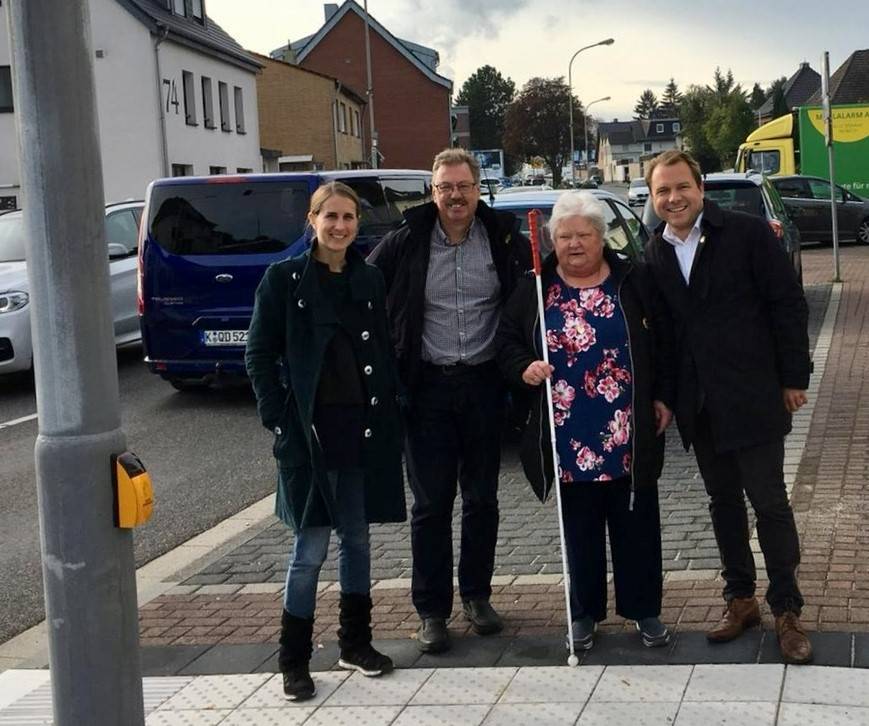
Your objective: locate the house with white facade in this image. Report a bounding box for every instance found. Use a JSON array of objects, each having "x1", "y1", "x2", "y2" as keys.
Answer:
[
  {"x1": 597, "y1": 118, "x2": 682, "y2": 183},
  {"x1": 0, "y1": 0, "x2": 262, "y2": 209}
]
